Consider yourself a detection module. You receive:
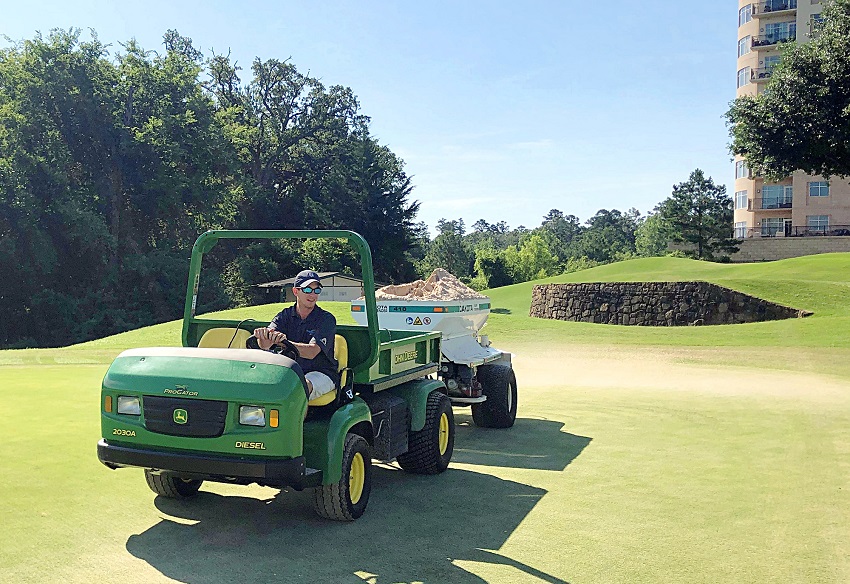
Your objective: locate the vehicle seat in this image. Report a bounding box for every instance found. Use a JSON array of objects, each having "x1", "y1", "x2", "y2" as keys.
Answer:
[
  {"x1": 307, "y1": 334, "x2": 348, "y2": 406},
  {"x1": 197, "y1": 328, "x2": 252, "y2": 349}
]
